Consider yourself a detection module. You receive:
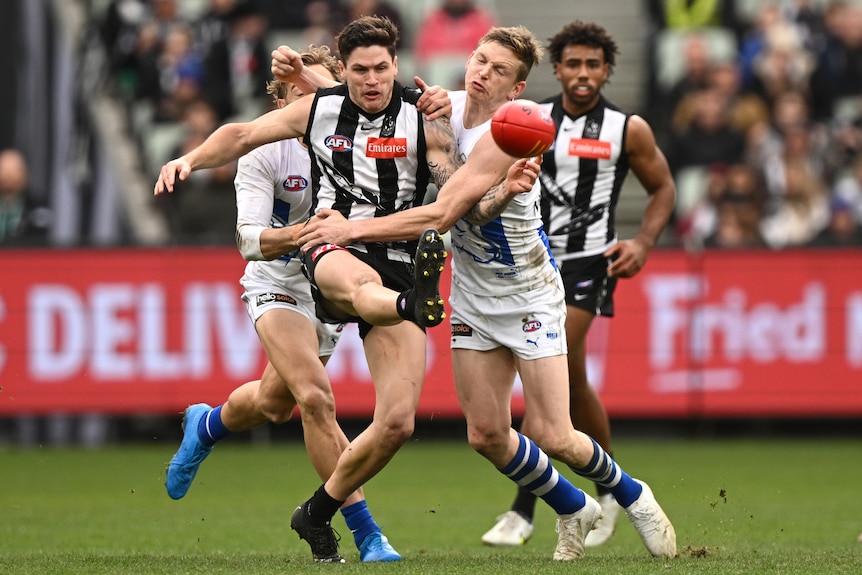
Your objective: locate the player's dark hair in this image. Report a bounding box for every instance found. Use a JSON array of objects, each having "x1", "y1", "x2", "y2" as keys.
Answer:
[
  {"x1": 547, "y1": 20, "x2": 618, "y2": 76},
  {"x1": 478, "y1": 26, "x2": 543, "y2": 82},
  {"x1": 336, "y1": 15, "x2": 400, "y2": 62}
]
